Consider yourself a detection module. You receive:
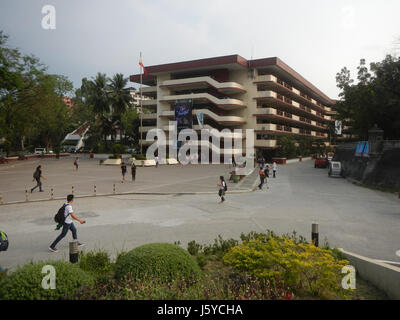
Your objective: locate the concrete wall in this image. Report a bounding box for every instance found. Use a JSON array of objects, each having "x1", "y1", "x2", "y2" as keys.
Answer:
[
  {"x1": 339, "y1": 249, "x2": 400, "y2": 300},
  {"x1": 334, "y1": 141, "x2": 400, "y2": 190}
]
